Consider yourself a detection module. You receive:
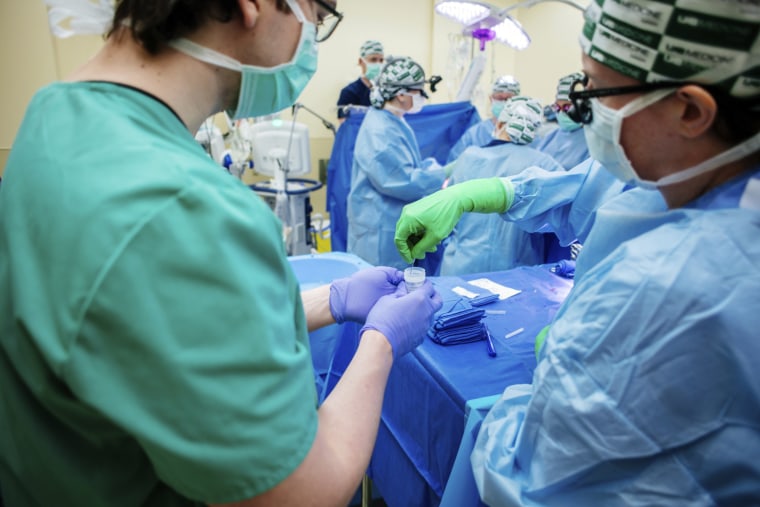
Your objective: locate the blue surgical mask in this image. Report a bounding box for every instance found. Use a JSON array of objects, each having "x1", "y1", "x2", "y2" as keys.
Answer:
[
  {"x1": 364, "y1": 62, "x2": 382, "y2": 81},
  {"x1": 491, "y1": 100, "x2": 506, "y2": 119},
  {"x1": 169, "y1": 0, "x2": 317, "y2": 119},
  {"x1": 556, "y1": 112, "x2": 582, "y2": 131}
]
